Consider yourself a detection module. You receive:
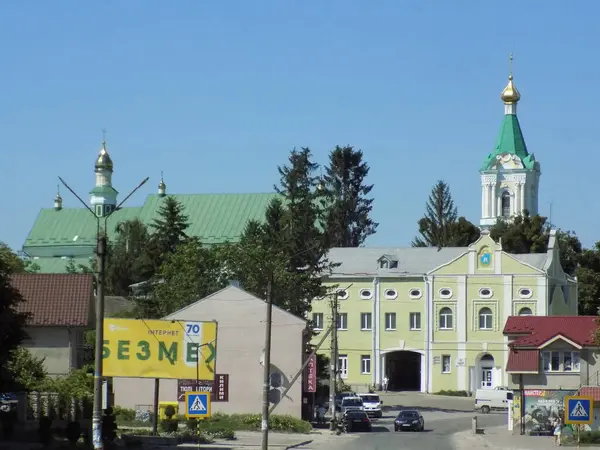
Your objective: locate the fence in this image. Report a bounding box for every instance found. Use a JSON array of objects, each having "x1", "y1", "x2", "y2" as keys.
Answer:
[{"x1": 14, "y1": 391, "x2": 92, "y2": 425}]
